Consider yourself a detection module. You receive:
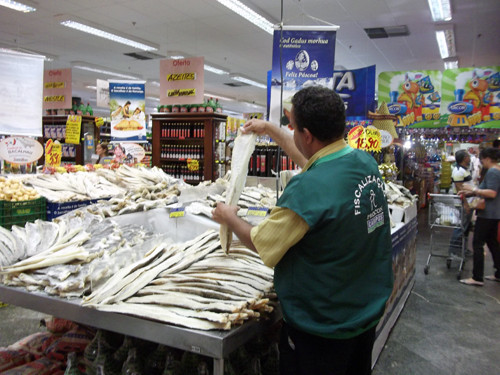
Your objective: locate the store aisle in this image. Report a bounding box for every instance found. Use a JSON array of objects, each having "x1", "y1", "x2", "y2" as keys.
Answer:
[{"x1": 1, "y1": 209, "x2": 499, "y2": 374}]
